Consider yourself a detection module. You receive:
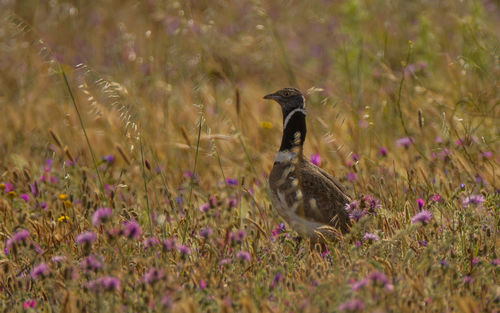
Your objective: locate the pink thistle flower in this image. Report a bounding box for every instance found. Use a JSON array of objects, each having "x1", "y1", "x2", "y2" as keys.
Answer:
[
  {"x1": 412, "y1": 210, "x2": 432, "y2": 225},
  {"x1": 87, "y1": 276, "x2": 121, "y2": 292},
  {"x1": 351, "y1": 278, "x2": 369, "y2": 291},
  {"x1": 143, "y1": 268, "x2": 164, "y2": 285},
  {"x1": 432, "y1": 194, "x2": 443, "y2": 202},
  {"x1": 162, "y1": 238, "x2": 177, "y2": 251},
  {"x1": 23, "y1": 299, "x2": 37, "y2": 309},
  {"x1": 199, "y1": 227, "x2": 213, "y2": 239},
  {"x1": 143, "y1": 237, "x2": 160, "y2": 249},
  {"x1": 417, "y1": 198, "x2": 425, "y2": 210},
  {"x1": 178, "y1": 245, "x2": 191, "y2": 255},
  {"x1": 236, "y1": 251, "x2": 251, "y2": 262},
  {"x1": 76, "y1": 231, "x2": 97, "y2": 245},
  {"x1": 123, "y1": 220, "x2": 142, "y2": 239},
  {"x1": 20, "y1": 193, "x2": 30, "y2": 202},
  {"x1": 31, "y1": 263, "x2": 49, "y2": 279},
  {"x1": 363, "y1": 232, "x2": 379, "y2": 241},
  {"x1": 379, "y1": 147, "x2": 388, "y2": 157},
  {"x1": 310, "y1": 153, "x2": 321, "y2": 166},
  {"x1": 199, "y1": 203, "x2": 210, "y2": 213},
  {"x1": 80, "y1": 255, "x2": 103, "y2": 272},
  {"x1": 6, "y1": 229, "x2": 30, "y2": 250},
  {"x1": 92, "y1": 207, "x2": 112, "y2": 226},
  {"x1": 462, "y1": 194, "x2": 485, "y2": 207},
  {"x1": 346, "y1": 172, "x2": 357, "y2": 182},
  {"x1": 396, "y1": 136, "x2": 414, "y2": 148},
  {"x1": 338, "y1": 299, "x2": 365, "y2": 311}
]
